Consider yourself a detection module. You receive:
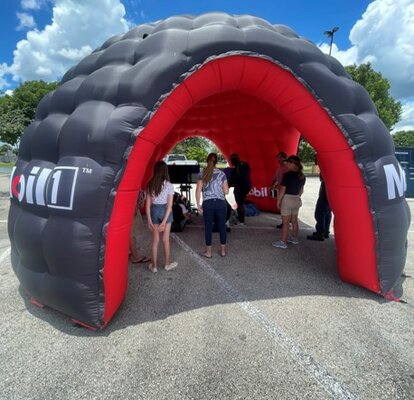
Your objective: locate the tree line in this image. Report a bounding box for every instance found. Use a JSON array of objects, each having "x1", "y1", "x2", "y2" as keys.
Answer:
[
  {"x1": 1, "y1": 64, "x2": 413, "y2": 163},
  {"x1": 0, "y1": 80, "x2": 59, "y2": 154}
]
